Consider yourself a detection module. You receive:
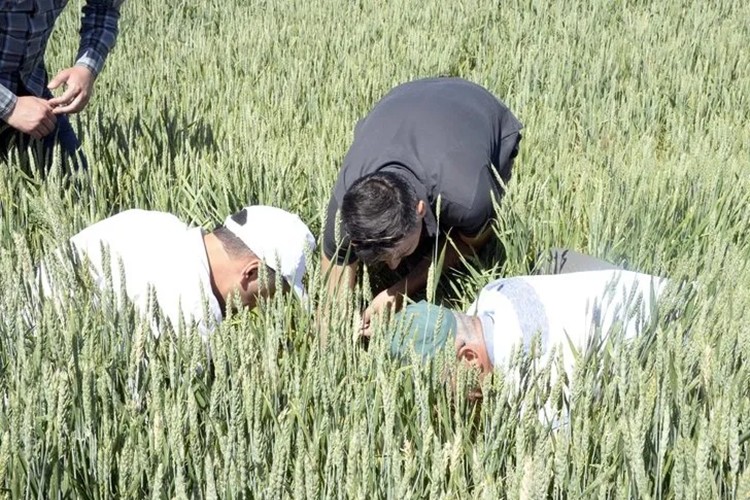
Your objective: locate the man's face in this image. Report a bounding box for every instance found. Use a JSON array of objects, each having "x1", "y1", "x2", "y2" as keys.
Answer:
[
  {"x1": 381, "y1": 223, "x2": 422, "y2": 270},
  {"x1": 236, "y1": 267, "x2": 284, "y2": 310},
  {"x1": 445, "y1": 314, "x2": 492, "y2": 401},
  {"x1": 453, "y1": 314, "x2": 493, "y2": 377}
]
